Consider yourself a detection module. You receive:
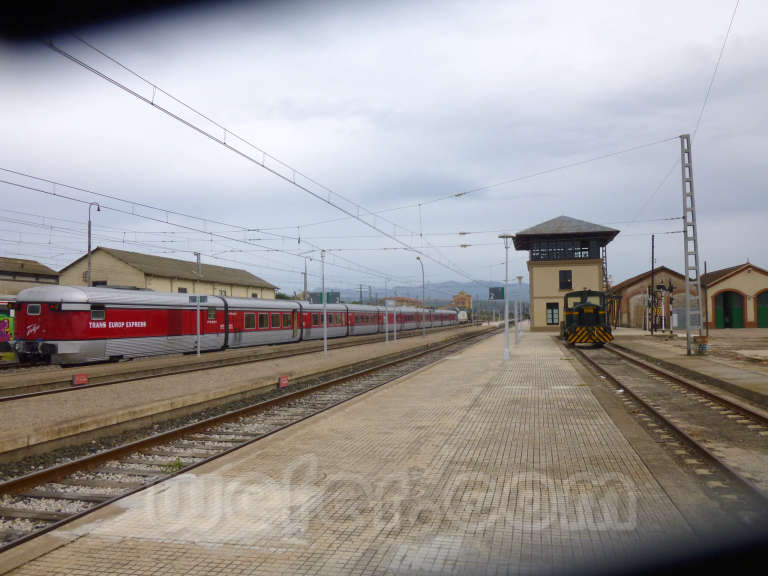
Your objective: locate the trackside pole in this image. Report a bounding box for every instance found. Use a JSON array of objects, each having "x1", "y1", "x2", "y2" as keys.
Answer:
[
  {"x1": 322, "y1": 250, "x2": 327, "y2": 356},
  {"x1": 499, "y1": 234, "x2": 513, "y2": 360},
  {"x1": 385, "y1": 304, "x2": 389, "y2": 343},
  {"x1": 195, "y1": 252, "x2": 201, "y2": 356},
  {"x1": 394, "y1": 306, "x2": 398, "y2": 342},
  {"x1": 515, "y1": 275, "x2": 523, "y2": 345}
]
